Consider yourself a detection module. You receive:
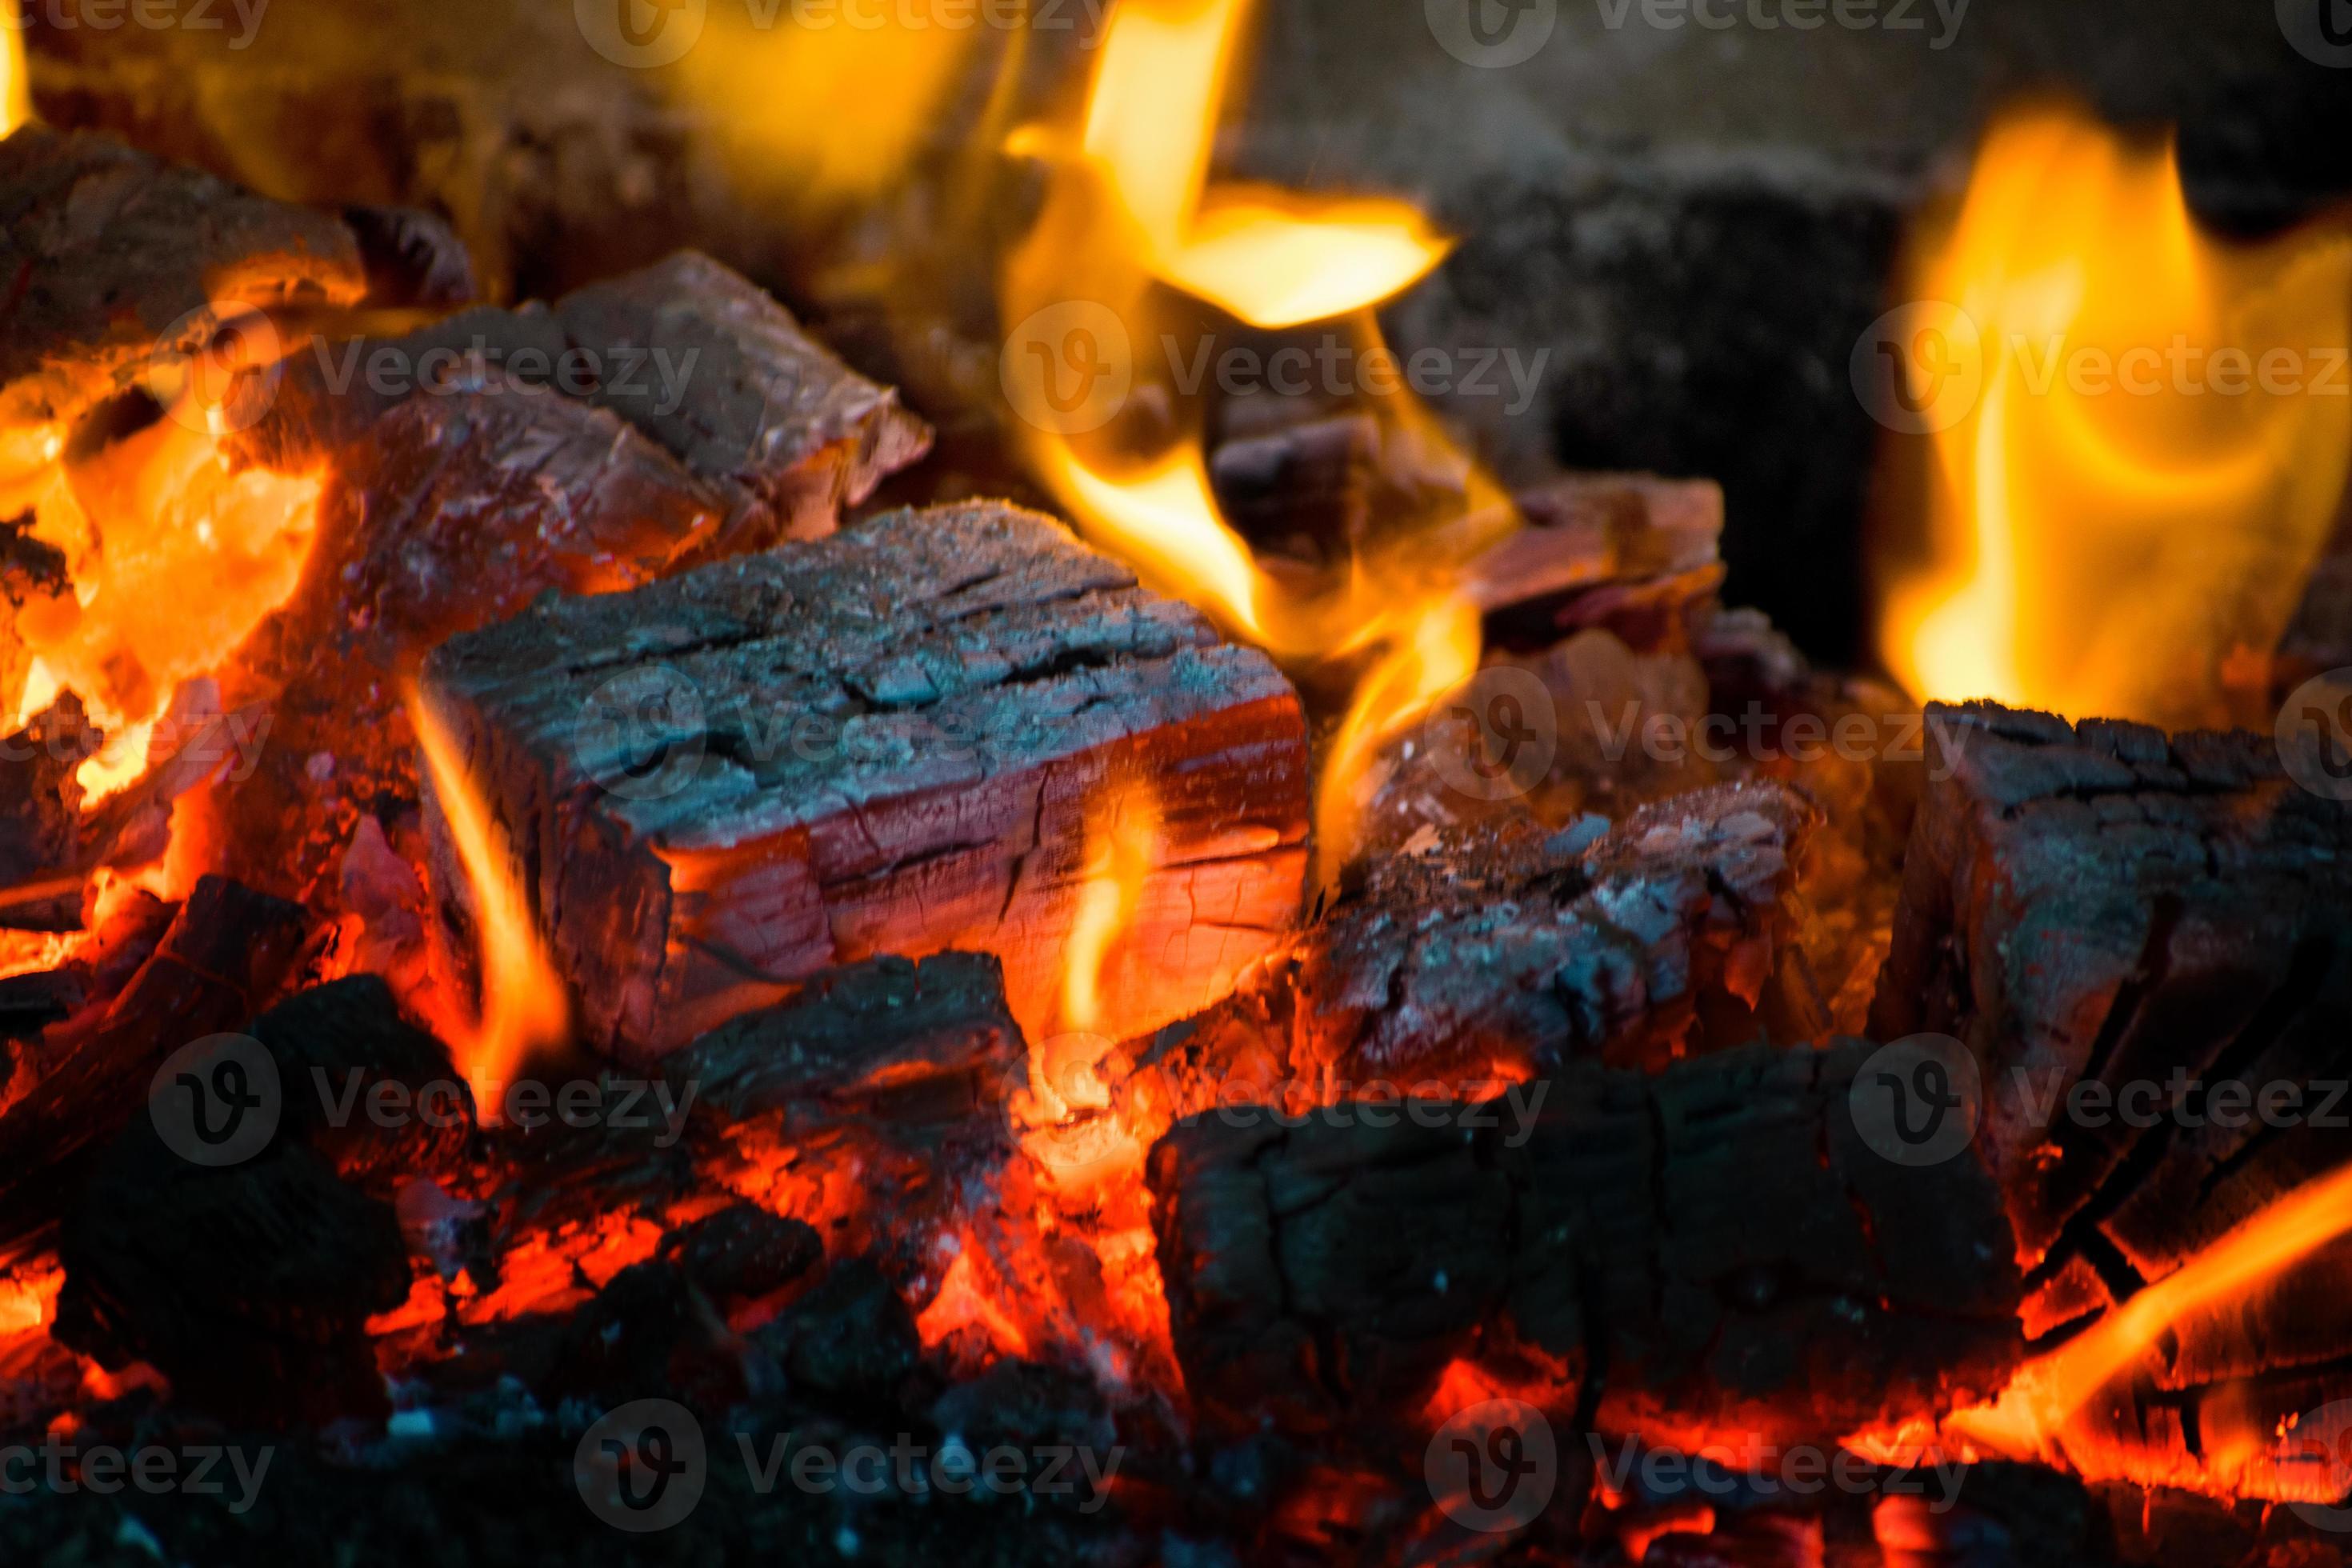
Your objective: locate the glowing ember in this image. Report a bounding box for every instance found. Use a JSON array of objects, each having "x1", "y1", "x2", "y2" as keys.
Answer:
[
  {"x1": 1877, "y1": 104, "x2": 2352, "y2": 730},
  {"x1": 407, "y1": 687, "x2": 569, "y2": 1103},
  {"x1": 0, "y1": 4, "x2": 24, "y2": 138},
  {"x1": 1059, "y1": 782, "x2": 1163, "y2": 1037},
  {"x1": 916, "y1": 1240, "x2": 1032, "y2": 1362},
  {"x1": 1002, "y1": 0, "x2": 1502, "y2": 883}
]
